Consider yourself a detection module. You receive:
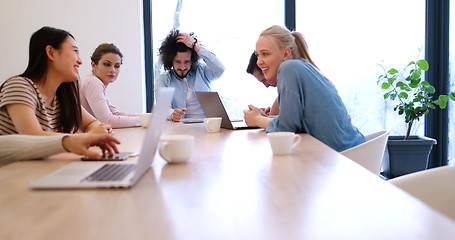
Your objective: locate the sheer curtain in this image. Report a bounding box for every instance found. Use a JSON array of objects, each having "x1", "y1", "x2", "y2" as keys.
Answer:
[{"x1": 296, "y1": 0, "x2": 425, "y2": 136}]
